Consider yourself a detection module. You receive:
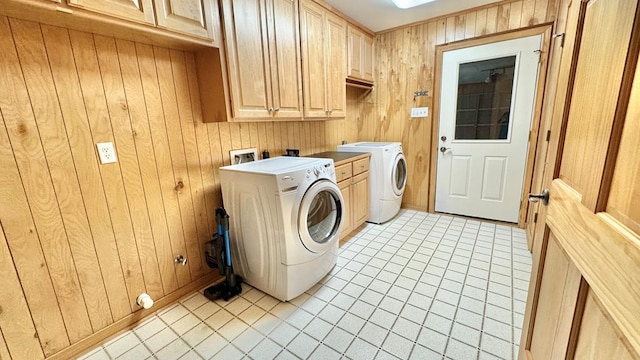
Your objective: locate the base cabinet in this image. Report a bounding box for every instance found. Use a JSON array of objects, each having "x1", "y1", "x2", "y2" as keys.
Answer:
[{"x1": 336, "y1": 156, "x2": 369, "y2": 238}]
